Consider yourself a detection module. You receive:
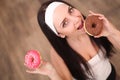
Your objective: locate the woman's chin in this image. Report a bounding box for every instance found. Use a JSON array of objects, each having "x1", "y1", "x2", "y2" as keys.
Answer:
[{"x1": 77, "y1": 27, "x2": 86, "y2": 35}]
